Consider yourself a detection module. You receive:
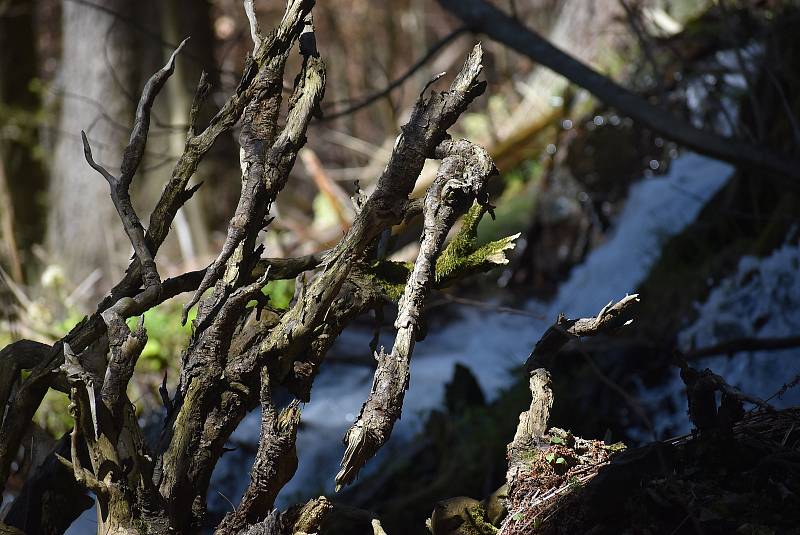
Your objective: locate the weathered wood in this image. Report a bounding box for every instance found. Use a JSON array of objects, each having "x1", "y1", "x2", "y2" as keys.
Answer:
[
  {"x1": 157, "y1": 7, "x2": 324, "y2": 531},
  {"x1": 337, "y1": 136, "x2": 496, "y2": 489},
  {"x1": 214, "y1": 370, "x2": 301, "y2": 534},
  {"x1": 0, "y1": 3, "x2": 510, "y2": 532}
]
